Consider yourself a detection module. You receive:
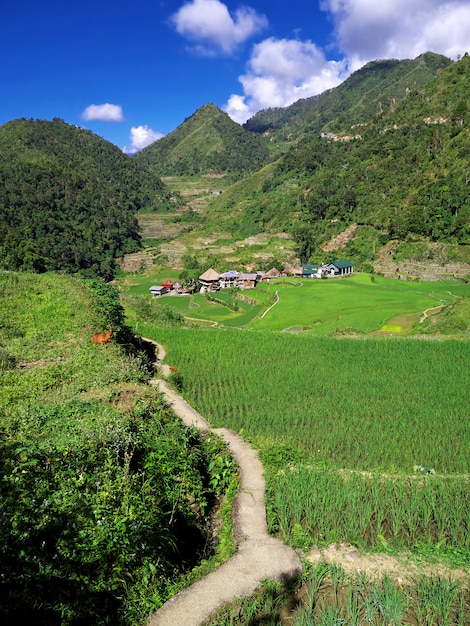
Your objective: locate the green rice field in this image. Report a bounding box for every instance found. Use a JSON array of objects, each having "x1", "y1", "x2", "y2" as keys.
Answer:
[
  {"x1": 137, "y1": 323, "x2": 469, "y2": 562},
  {"x1": 123, "y1": 272, "x2": 470, "y2": 335}
]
